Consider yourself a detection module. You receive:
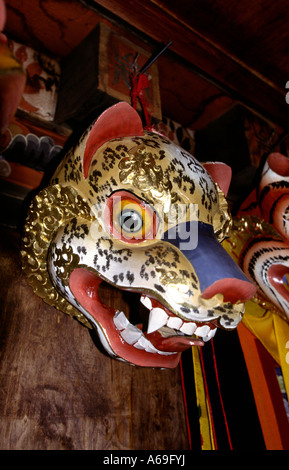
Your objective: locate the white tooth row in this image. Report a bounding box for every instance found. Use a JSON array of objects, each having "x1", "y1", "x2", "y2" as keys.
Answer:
[
  {"x1": 113, "y1": 311, "x2": 176, "y2": 356},
  {"x1": 141, "y1": 296, "x2": 217, "y2": 342}
]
